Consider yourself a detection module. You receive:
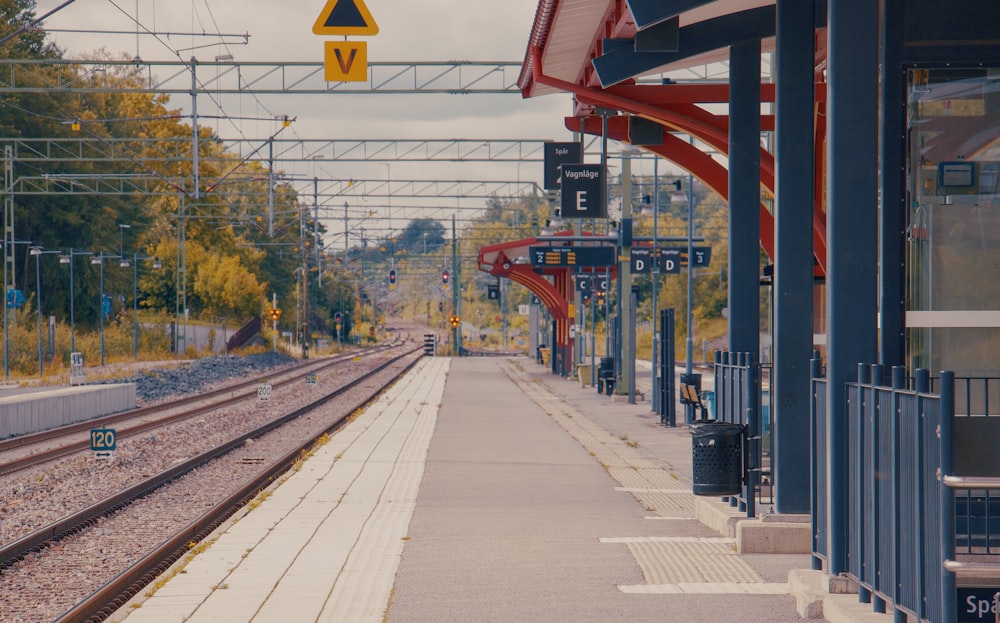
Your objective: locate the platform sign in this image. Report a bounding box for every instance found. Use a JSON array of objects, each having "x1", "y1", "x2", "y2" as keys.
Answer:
[
  {"x1": 560, "y1": 164, "x2": 605, "y2": 219},
  {"x1": 631, "y1": 247, "x2": 652, "y2": 273},
  {"x1": 313, "y1": 0, "x2": 379, "y2": 35},
  {"x1": 529, "y1": 246, "x2": 615, "y2": 267},
  {"x1": 957, "y1": 587, "x2": 1000, "y2": 622},
  {"x1": 690, "y1": 246, "x2": 712, "y2": 267},
  {"x1": 659, "y1": 248, "x2": 682, "y2": 274},
  {"x1": 90, "y1": 428, "x2": 116, "y2": 459},
  {"x1": 543, "y1": 142, "x2": 582, "y2": 190}
]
